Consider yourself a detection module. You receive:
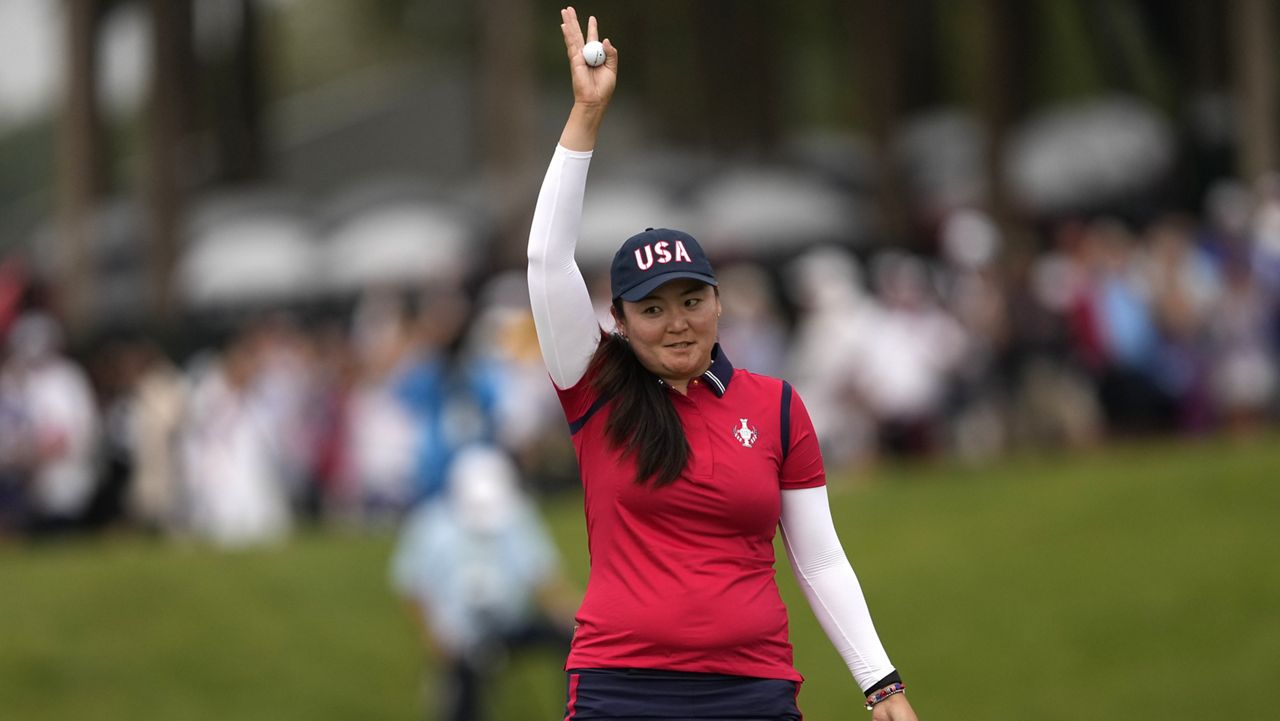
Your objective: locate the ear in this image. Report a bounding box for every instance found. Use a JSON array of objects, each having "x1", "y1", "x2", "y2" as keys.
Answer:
[{"x1": 610, "y1": 303, "x2": 627, "y2": 333}]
